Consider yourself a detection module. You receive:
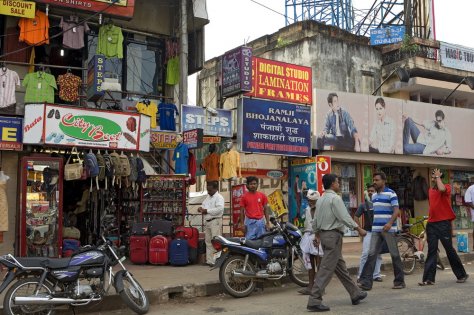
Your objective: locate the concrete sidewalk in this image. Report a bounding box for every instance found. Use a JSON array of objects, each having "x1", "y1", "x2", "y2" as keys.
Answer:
[{"x1": 72, "y1": 237, "x2": 474, "y2": 313}]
